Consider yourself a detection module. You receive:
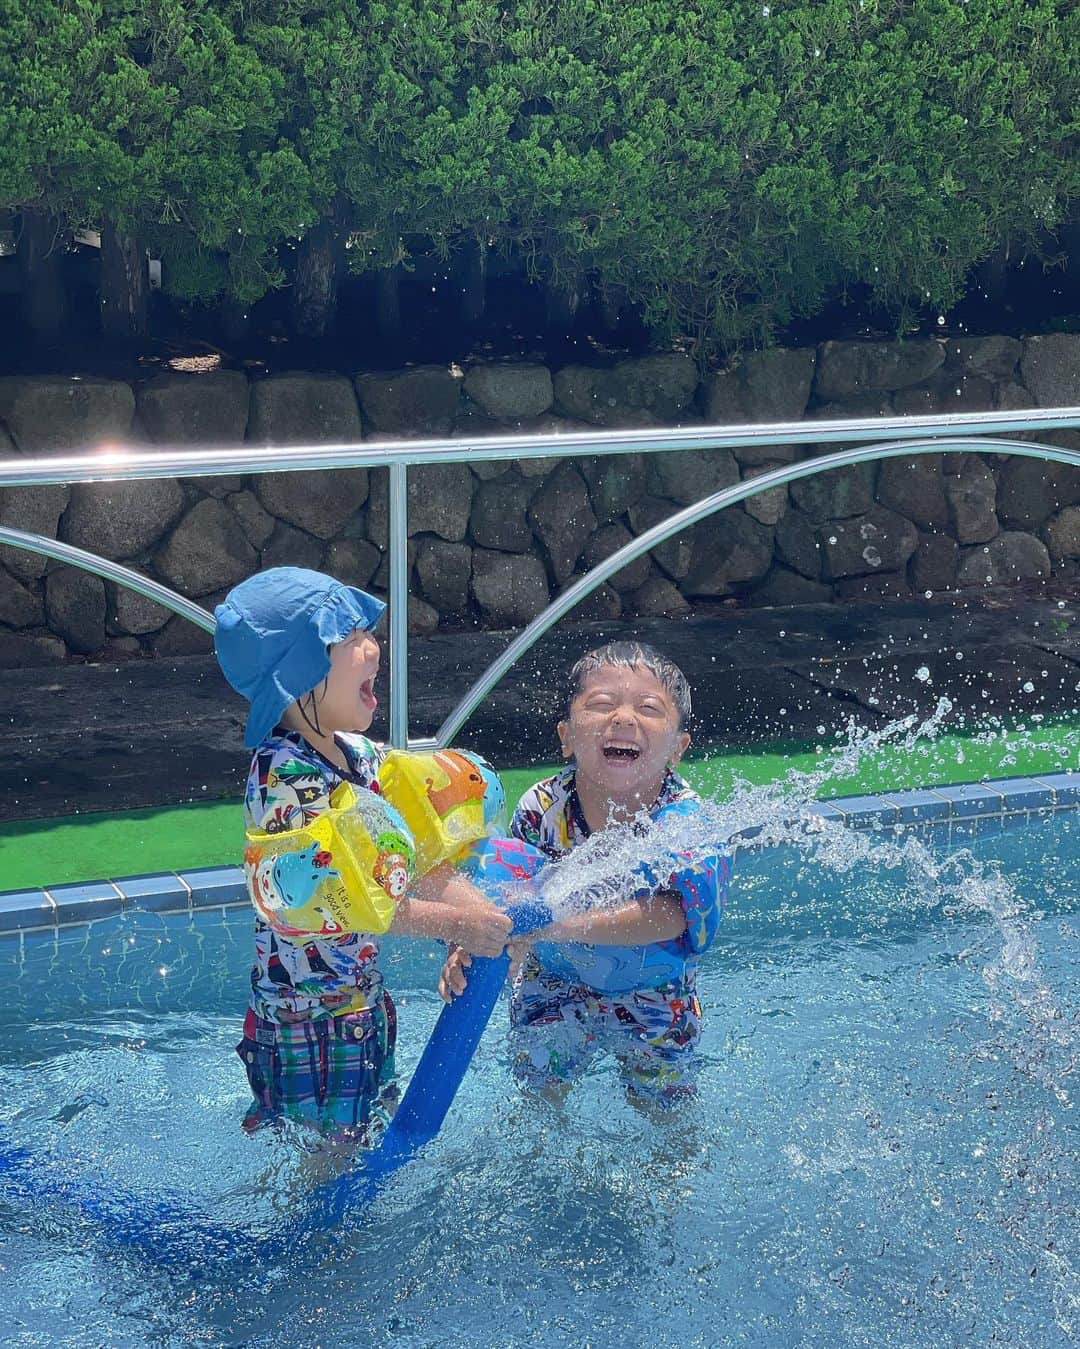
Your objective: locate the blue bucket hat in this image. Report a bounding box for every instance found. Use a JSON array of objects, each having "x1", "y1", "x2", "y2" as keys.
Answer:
[{"x1": 214, "y1": 567, "x2": 385, "y2": 749}]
